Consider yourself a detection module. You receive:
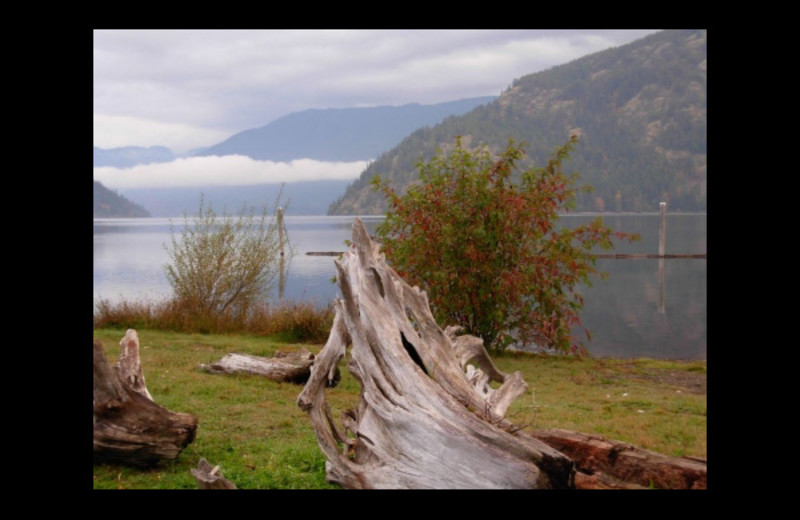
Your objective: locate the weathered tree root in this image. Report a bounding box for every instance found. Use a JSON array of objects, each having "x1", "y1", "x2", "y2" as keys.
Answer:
[
  {"x1": 93, "y1": 330, "x2": 198, "y2": 467},
  {"x1": 297, "y1": 218, "x2": 575, "y2": 489}
]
